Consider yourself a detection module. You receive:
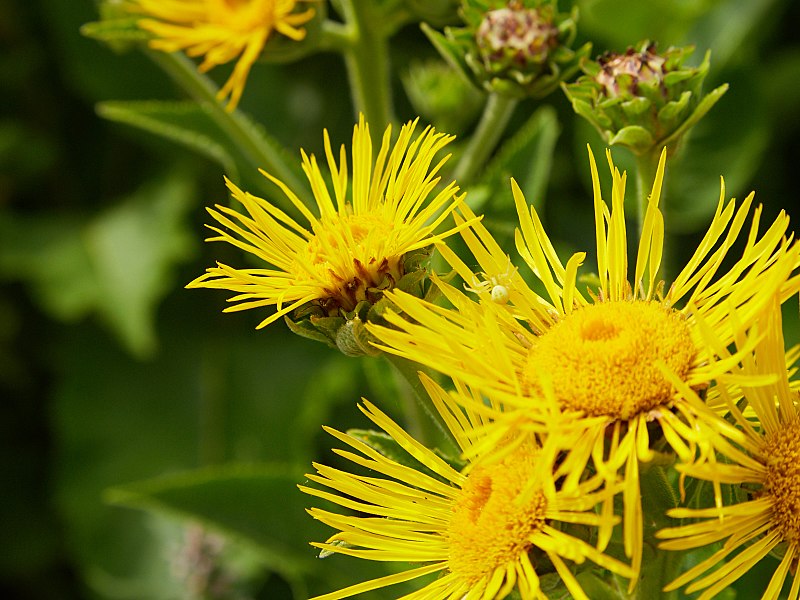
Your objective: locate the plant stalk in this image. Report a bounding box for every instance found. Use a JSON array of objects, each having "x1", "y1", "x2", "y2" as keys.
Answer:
[
  {"x1": 146, "y1": 50, "x2": 309, "y2": 209},
  {"x1": 336, "y1": 0, "x2": 395, "y2": 129},
  {"x1": 452, "y1": 92, "x2": 518, "y2": 184}
]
